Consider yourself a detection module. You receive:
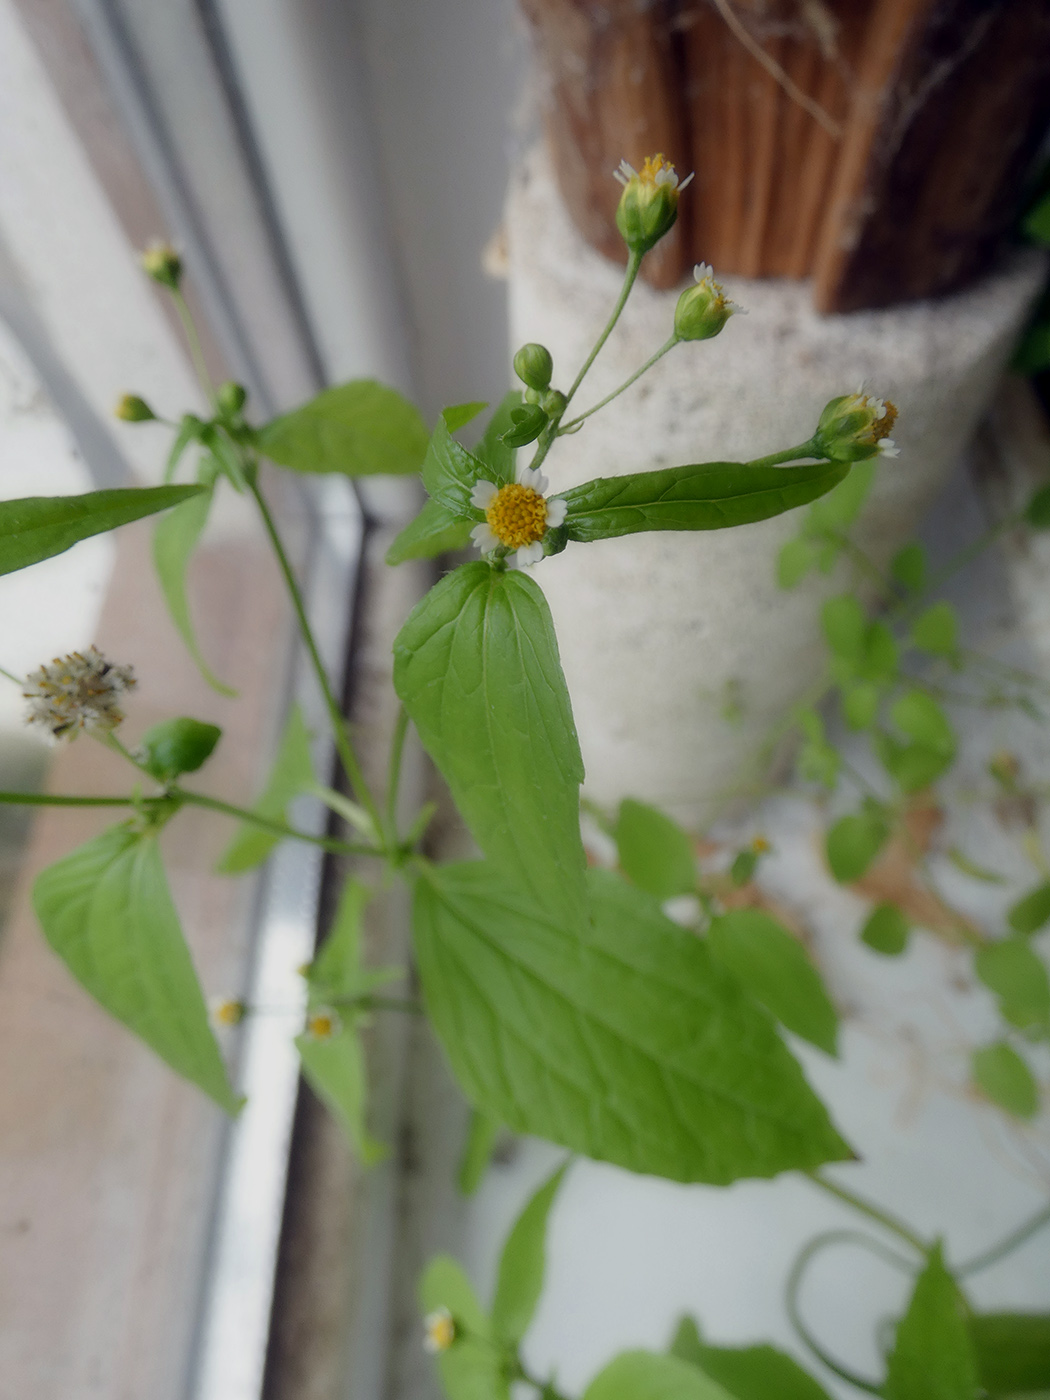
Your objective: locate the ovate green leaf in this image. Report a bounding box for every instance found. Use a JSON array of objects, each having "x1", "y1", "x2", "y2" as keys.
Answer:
[
  {"x1": 972, "y1": 1041, "x2": 1039, "y2": 1119},
  {"x1": 974, "y1": 938, "x2": 1050, "y2": 1032},
  {"x1": 669, "y1": 1317, "x2": 833, "y2": 1400},
  {"x1": 152, "y1": 472, "x2": 236, "y2": 695},
  {"x1": 0, "y1": 484, "x2": 205, "y2": 577},
  {"x1": 386, "y1": 498, "x2": 473, "y2": 565},
  {"x1": 138, "y1": 716, "x2": 222, "y2": 781},
  {"x1": 296, "y1": 1024, "x2": 386, "y2": 1163},
  {"x1": 911, "y1": 602, "x2": 959, "y2": 657},
  {"x1": 413, "y1": 863, "x2": 852, "y2": 1184},
  {"x1": 967, "y1": 1313, "x2": 1050, "y2": 1394},
  {"x1": 583, "y1": 1351, "x2": 734, "y2": 1400},
  {"x1": 615, "y1": 798, "x2": 696, "y2": 900},
  {"x1": 474, "y1": 392, "x2": 522, "y2": 485},
  {"x1": 217, "y1": 705, "x2": 316, "y2": 873},
  {"x1": 256, "y1": 379, "x2": 428, "y2": 476},
  {"x1": 492, "y1": 1163, "x2": 568, "y2": 1346},
  {"x1": 304, "y1": 875, "x2": 399, "y2": 1000},
  {"x1": 421, "y1": 413, "x2": 490, "y2": 517},
  {"x1": 826, "y1": 810, "x2": 889, "y2": 883},
  {"x1": 559, "y1": 460, "x2": 849, "y2": 543},
  {"x1": 394, "y1": 563, "x2": 587, "y2": 928},
  {"x1": 33, "y1": 823, "x2": 239, "y2": 1111},
  {"x1": 891, "y1": 542, "x2": 927, "y2": 594},
  {"x1": 884, "y1": 1244, "x2": 978, "y2": 1400},
  {"x1": 822, "y1": 595, "x2": 867, "y2": 668},
  {"x1": 877, "y1": 690, "x2": 956, "y2": 793},
  {"x1": 843, "y1": 681, "x2": 879, "y2": 730},
  {"x1": 707, "y1": 909, "x2": 838, "y2": 1056},
  {"x1": 861, "y1": 902, "x2": 910, "y2": 956},
  {"x1": 1008, "y1": 881, "x2": 1050, "y2": 937}
]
